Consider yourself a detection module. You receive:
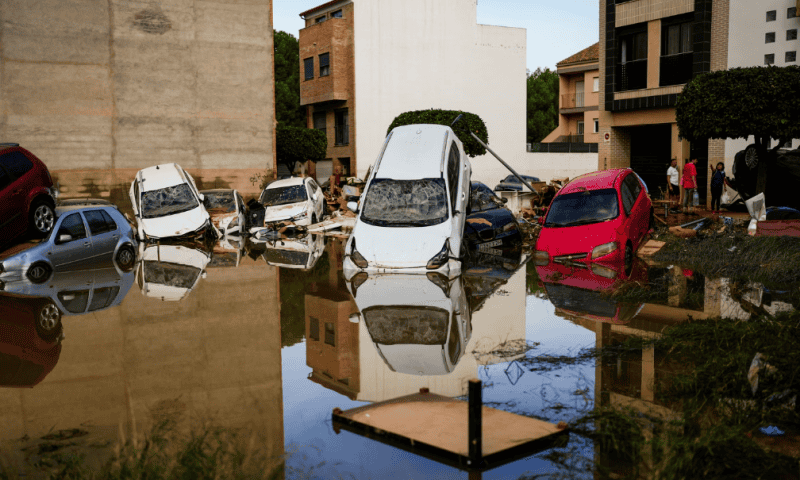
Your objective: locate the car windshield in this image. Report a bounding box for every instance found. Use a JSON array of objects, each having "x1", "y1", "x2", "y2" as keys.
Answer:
[
  {"x1": 202, "y1": 192, "x2": 236, "y2": 213},
  {"x1": 544, "y1": 283, "x2": 618, "y2": 318},
  {"x1": 360, "y1": 178, "x2": 448, "y2": 227},
  {"x1": 260, "y1": 185, "x2": 307, "y2": 207},
  {"x1": 470, "y1": 184, "x2": 505, "y2": 212},
  {"x1": 545, "y1": 188, "x2": 619, "y2": 227},
  {"x1": 143, "y1": 261, "x2": 201, "y2": 290},
  {"x1": 141, "y1": 184, "x2": 199, "y2": 219},
  {"x1": 504, "y1": 175, "x2": 539, "y2": 183}
]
